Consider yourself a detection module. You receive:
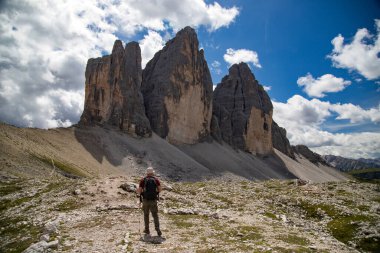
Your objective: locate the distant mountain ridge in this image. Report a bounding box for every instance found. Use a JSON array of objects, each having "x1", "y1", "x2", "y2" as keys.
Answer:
[{"x1": 323, "y1": 155, "x2": 380, "y2": 172}]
